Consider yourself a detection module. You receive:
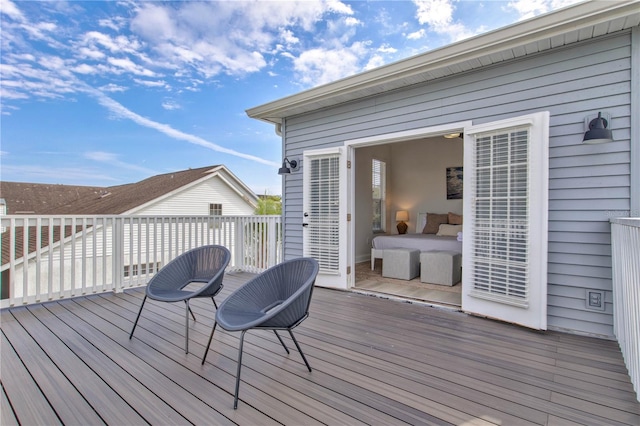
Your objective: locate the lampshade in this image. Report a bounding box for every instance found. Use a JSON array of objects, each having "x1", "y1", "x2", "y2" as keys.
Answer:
[
  {"x1": 395, "y1": 210, "x2": 409, "y2": 222},
  {"x1": 583, "y1": 112, "x2": 613, "y2": 144},
  {"x1": 278, "y1": 161, "x2": 291, "y2": 174},
  {"x1": 278, "y1": 158, "x2": 298, "y2": 175},
  {"x1": 444, "y1": 132, "x2": 463, "y2": 139}
]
